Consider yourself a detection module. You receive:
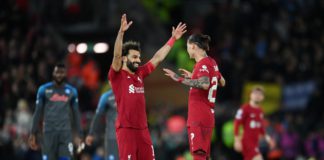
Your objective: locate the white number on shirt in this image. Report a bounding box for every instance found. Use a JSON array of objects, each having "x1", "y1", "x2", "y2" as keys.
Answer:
[{"x1": 208, "y1": 76, "x2": 218, "y2": 103}]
